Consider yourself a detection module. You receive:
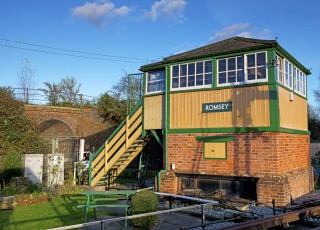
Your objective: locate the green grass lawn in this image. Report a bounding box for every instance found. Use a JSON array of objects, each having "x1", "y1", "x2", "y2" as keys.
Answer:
[{"x1": 0, "y1": 195, "x2": 89, "y2": 230}]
